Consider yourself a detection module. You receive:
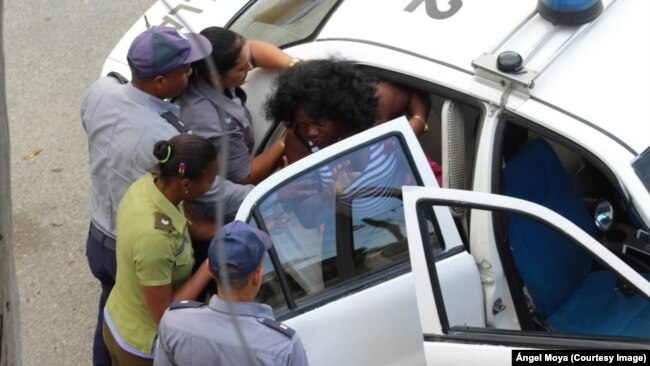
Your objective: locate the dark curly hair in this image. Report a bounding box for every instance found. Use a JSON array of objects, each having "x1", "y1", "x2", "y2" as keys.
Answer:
[
  {"x1": 152, "y1": 134, "x2": 217, "y2": 180},
  {"x1": 265, "y1": 58, "x2": 378, "y2": 133}
]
